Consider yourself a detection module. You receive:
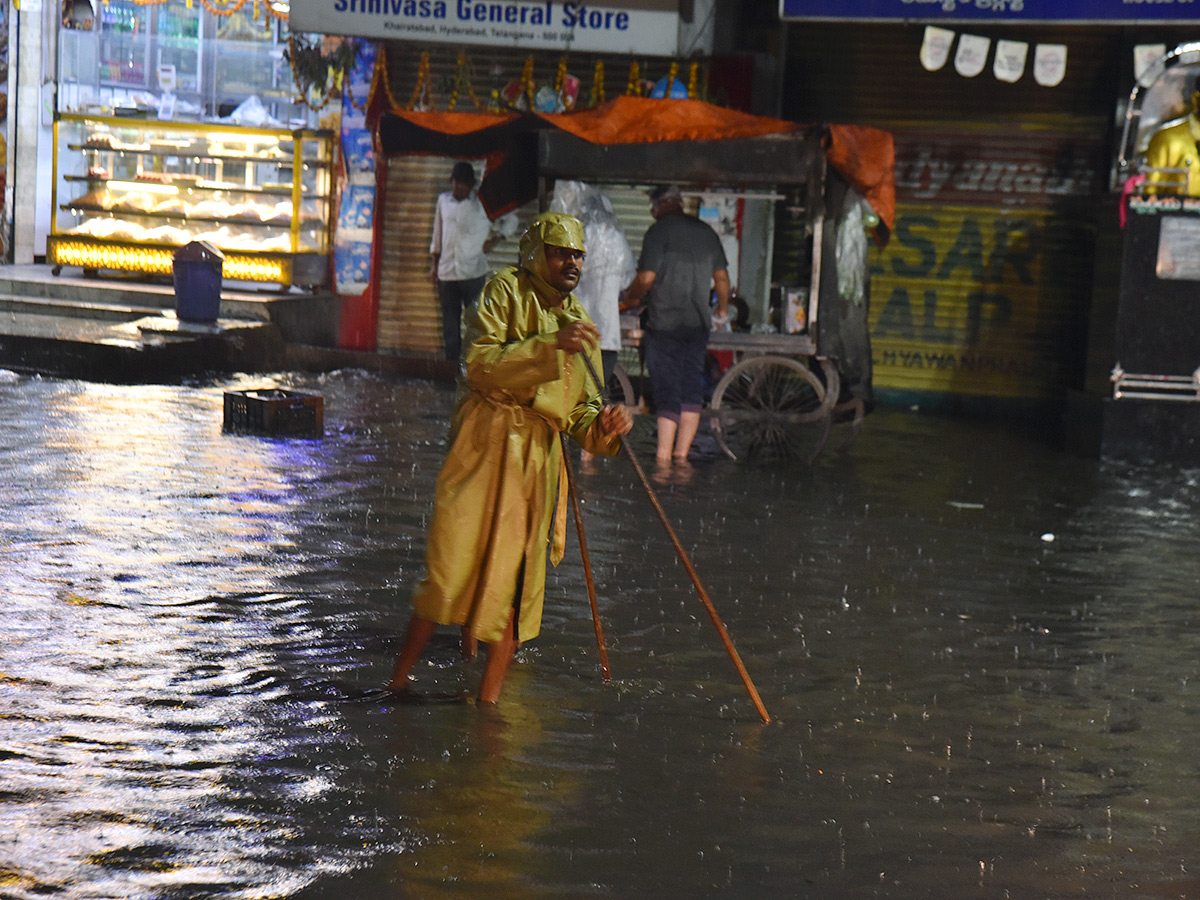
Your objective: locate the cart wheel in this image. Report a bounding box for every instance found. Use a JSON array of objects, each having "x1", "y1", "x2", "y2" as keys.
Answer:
[
  {"x1": 710, "y1": 355, "x2": 840, "y2": 463},
  {"x1": 610, "y1": 362, "x2": 636, "y2": 410}
]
